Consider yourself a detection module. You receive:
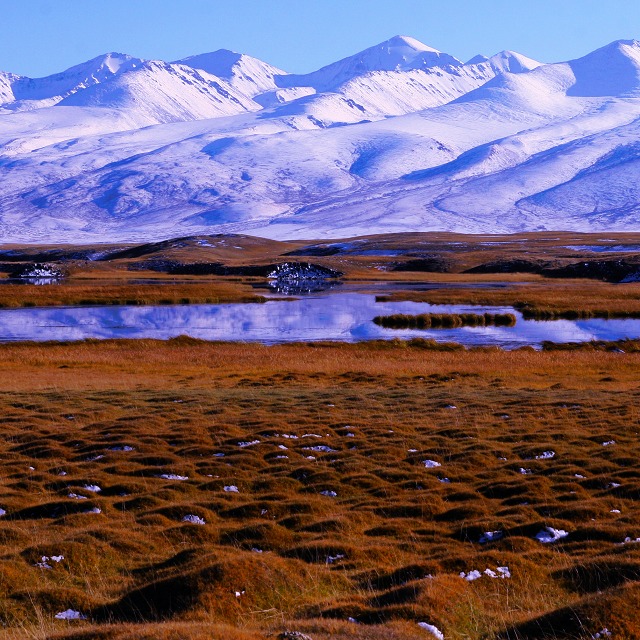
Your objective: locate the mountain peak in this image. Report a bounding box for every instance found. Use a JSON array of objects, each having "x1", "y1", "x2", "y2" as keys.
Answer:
[
  {"x1": 381, "y1": 35, "x2": 440, "y2": 54},
  {"x1": 277, "y1": 35, "x2": 461, "y2": 92},
  {"x1": 566, "y1": 38, "x2": 640, "y2": 97},
  {"x1": 177, "y1": 49, "x2": 244, "y2": 79},
  {"x1": 488, "y1": 50, "x2": 542, "y2": 73},
  {"x1": 177, "y1": 49, "x2": 286, "y2": 97}
]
